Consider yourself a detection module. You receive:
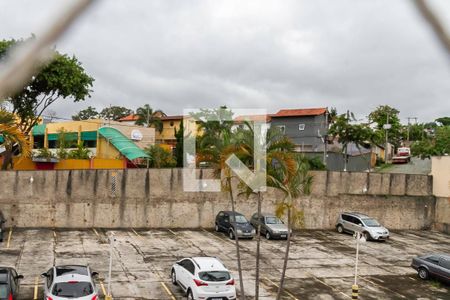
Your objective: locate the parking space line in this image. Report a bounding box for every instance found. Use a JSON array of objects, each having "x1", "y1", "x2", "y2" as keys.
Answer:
[
  {"x1": 263, "y1": 277, "x2": 299, "y2": 300},
  {"x1": 6, "y1": 227, "x2": 12, "y2": 248},
  {"x1": 360, "y1": 277, "x2": 407, "y2": 299},
  {"x1": 33, "y1": 276, "x2": 39, "y2": 300},
  {"x1": 93, "y1": 228, "x2": 100, "y2": 237},
  {"x1": 168, "y1": 229, "x2": 177, "y2": 235},
  {"x1": 160, "y1": 282, "x2": 177, "y2": 300},
  {"x1": 307, "y1": 273, "x2": 351, "y2": 299},
  {"x1": 131, "y1": 228, "x2": 142, "y2": 239}
]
